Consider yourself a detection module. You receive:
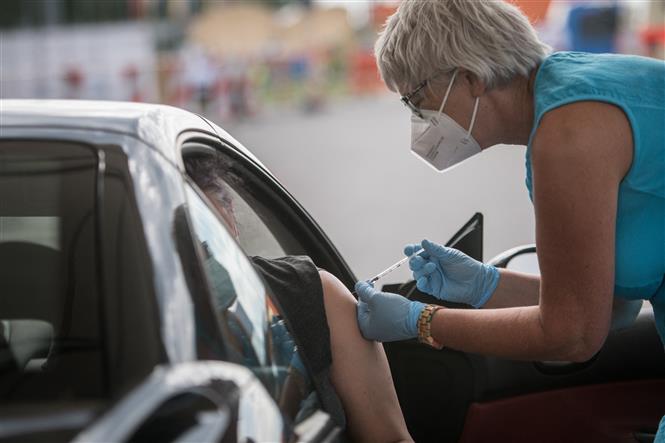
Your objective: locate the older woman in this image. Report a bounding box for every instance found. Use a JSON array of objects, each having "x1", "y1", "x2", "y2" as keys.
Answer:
[{"x1": 355, "y1": 0, "x2": 664, "y2": 437}]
